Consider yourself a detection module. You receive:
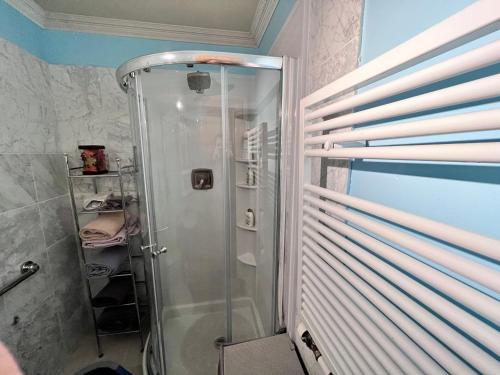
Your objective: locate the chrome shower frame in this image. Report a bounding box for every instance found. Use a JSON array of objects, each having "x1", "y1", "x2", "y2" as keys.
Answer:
[
  {"x1": 117, "y1": 50, "x2": 283, "y2": 91},
  {"x1": 117, "y1": 50, "x2": 293, "y2": 375}
]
